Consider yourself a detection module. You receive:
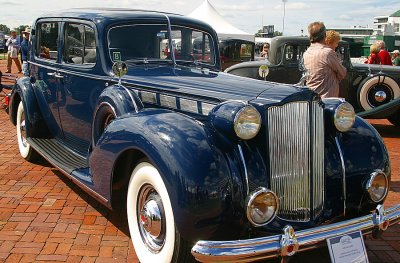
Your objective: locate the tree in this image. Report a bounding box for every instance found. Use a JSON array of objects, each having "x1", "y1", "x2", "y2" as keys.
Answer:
[
  {"x1": 15, "y1": 25, "x2": 30, "y2": 34},
  {"x1": 274, "y1": 31, "x2": 283, "y2": 37},
  {"x1": 0, "y1": 24, "x2": 10, "y2": 34}
]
